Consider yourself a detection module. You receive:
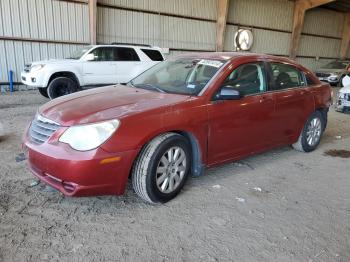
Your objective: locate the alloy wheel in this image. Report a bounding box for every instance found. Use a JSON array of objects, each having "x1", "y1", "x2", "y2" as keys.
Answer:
[
  {"x1": 306, "y1": 117, "x2": 322, "y2": 146},
  {"x1": 156, "y1": 146, "x2": 187, "y2": 193}
]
